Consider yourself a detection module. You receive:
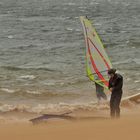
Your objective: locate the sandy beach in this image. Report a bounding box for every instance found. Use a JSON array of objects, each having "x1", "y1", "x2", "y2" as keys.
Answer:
[{"x1": 0, "y1": 103, "x2": 140, "y2": 140}]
